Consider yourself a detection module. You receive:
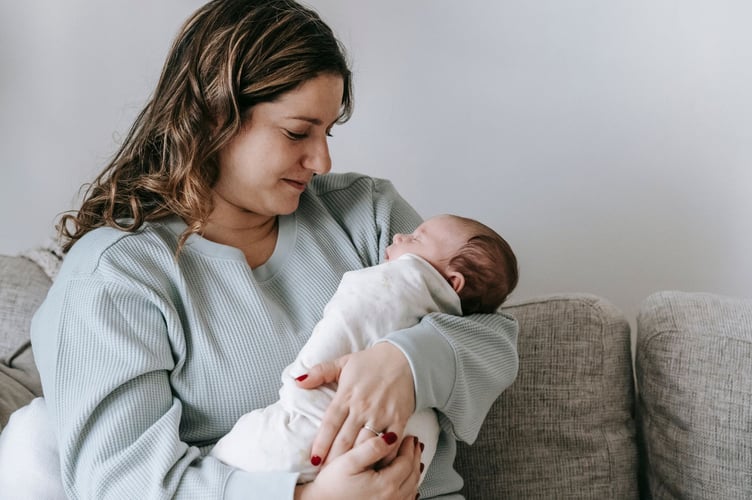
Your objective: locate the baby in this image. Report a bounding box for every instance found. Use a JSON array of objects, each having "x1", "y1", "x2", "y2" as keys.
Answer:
[{"x1": 210, "y1": 214, "x2": 519, "y2": 483}]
